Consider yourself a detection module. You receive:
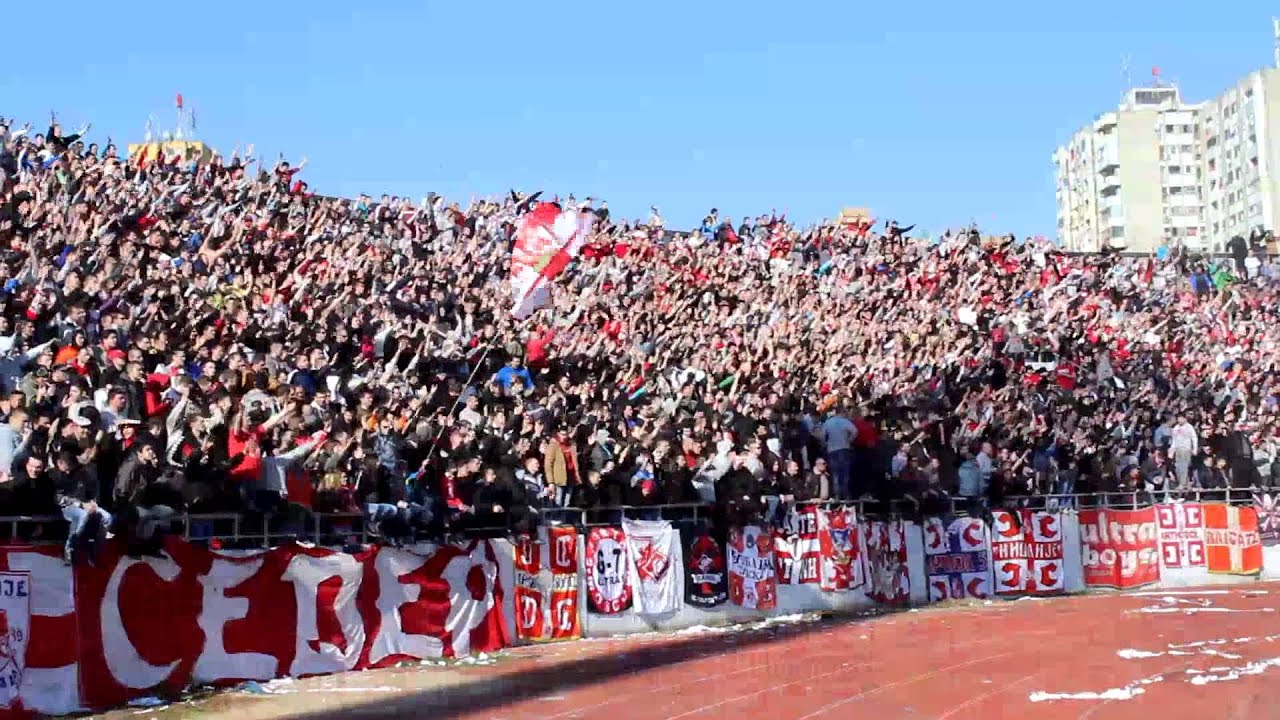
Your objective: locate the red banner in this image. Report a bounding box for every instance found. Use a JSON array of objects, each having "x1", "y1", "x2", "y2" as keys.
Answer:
[
  {"x1": 2, "y1": 539, "x2": 508, "y2": 715},
  {"x1": 1203, "y1": 504, "x2": 1262, "y2": 576},
  {"x1": 990, "y1": 510, "x2": 1064, "y2": 596},
  {"x1": 547, "y1": 527, "x2": 581, "y2": 640},
  {"x1": 1079, "y1": 508, "x2": 1160, "y2": 589},
  {"x1": 513, "y1": 539, "x2": 544, "y2": 641}
]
